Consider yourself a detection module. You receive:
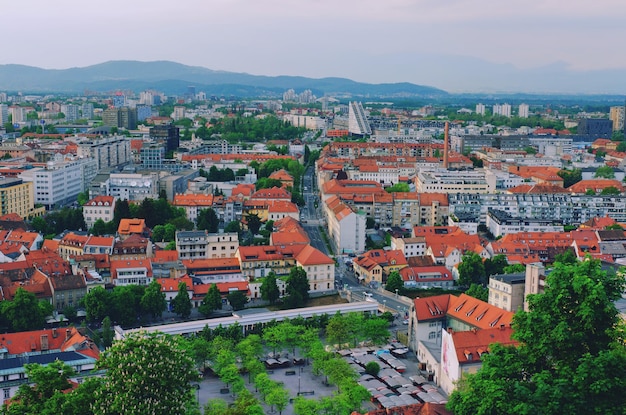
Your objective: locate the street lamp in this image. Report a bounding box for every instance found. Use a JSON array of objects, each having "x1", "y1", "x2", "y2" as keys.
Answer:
[
  {"x1": 395, "y1": 288, "x2": 399, "y2": 298},
  {"x1": 383, "y1": 299, "x2": 387, "y2": 312}
]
